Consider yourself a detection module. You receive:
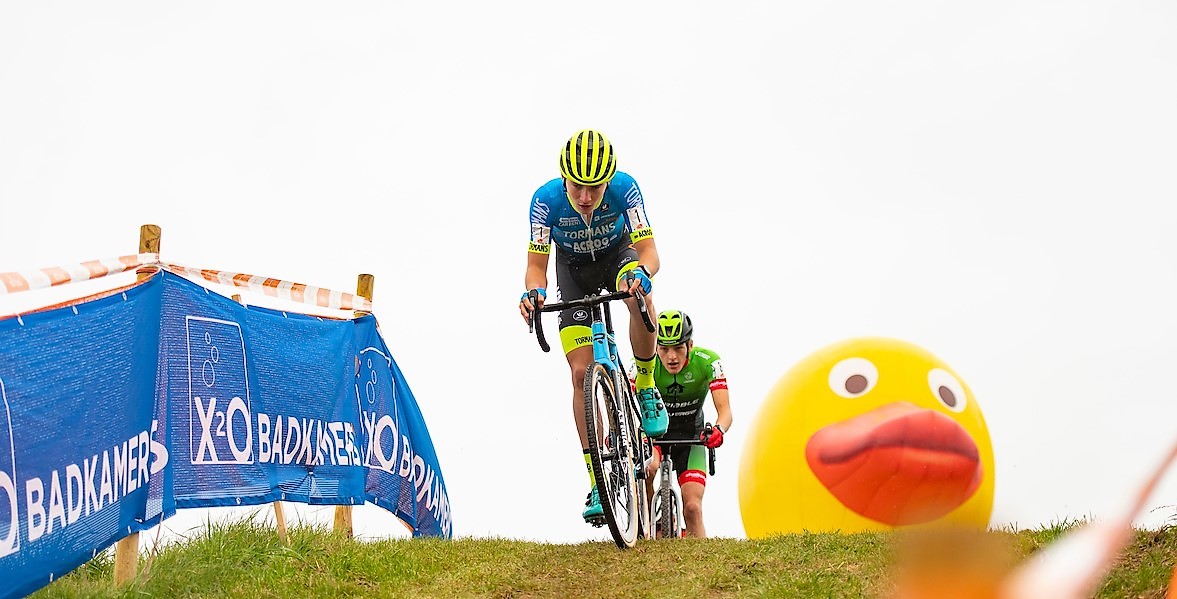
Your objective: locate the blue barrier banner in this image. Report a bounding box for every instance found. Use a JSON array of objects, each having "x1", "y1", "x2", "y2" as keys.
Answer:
[
  {"x1": 0, "y1": 278, "x2": 170, "y2": 599},
  {"x1": 0, "y1": 271, "x2": 450, "y2": 597},
  {"x1": 161, "y1": 274, "x2": 366, "y2": 507},
  {"x1": 355, "y1": 317, "x2": 451, "y2": 538}
]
